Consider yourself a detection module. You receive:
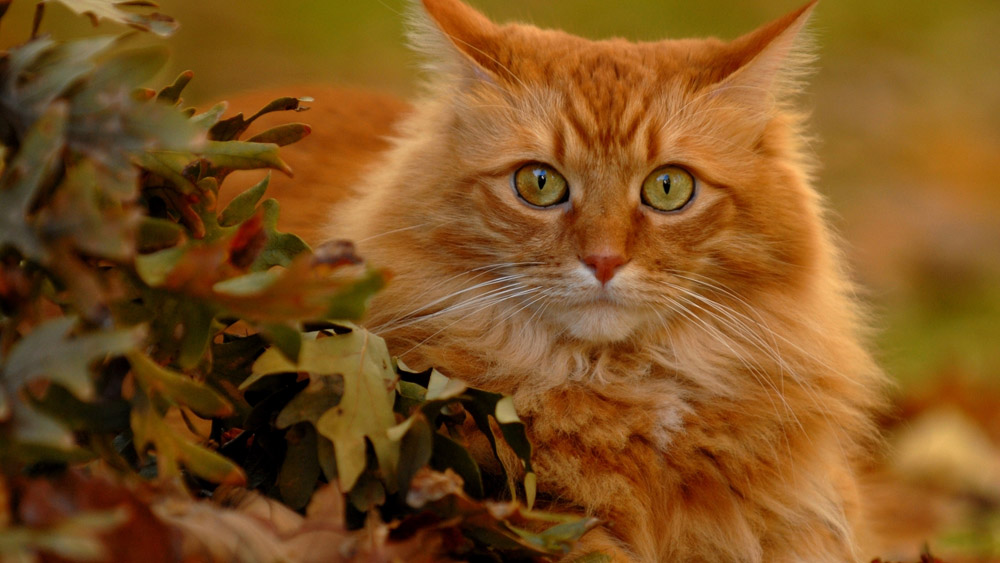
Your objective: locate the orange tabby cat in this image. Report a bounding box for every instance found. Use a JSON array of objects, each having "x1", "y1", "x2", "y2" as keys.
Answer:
[{"x1": 233, "y1": 0, "x2": 887, "y2": 560}]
